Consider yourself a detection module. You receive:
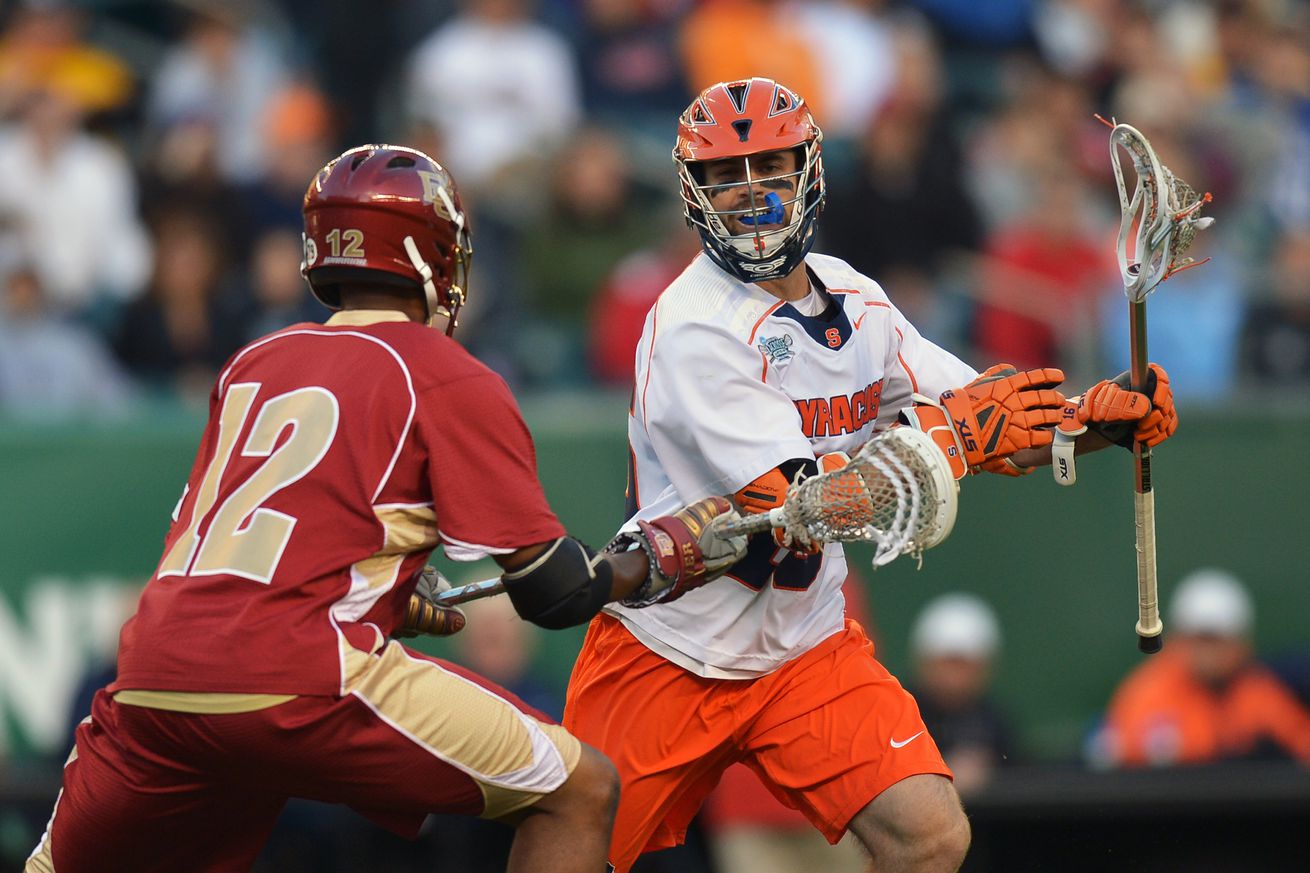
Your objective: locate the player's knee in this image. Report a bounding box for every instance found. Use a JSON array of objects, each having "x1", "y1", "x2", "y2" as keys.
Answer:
[
  {"x1": 576, "y1": 745, "x2": 621, "y2": 819},
  {"x1": 851, "y1": 775, "x2": 971, "y2": 872},
  {"x1": 553, "y1": 744, "x2": 620, "y2": 823},
  {"x1": 908, "y1": 799, "x2": 969, "y2": 872},
  {"x1": 933, "y1": 805, "x2": 971, "y2": 871}
]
